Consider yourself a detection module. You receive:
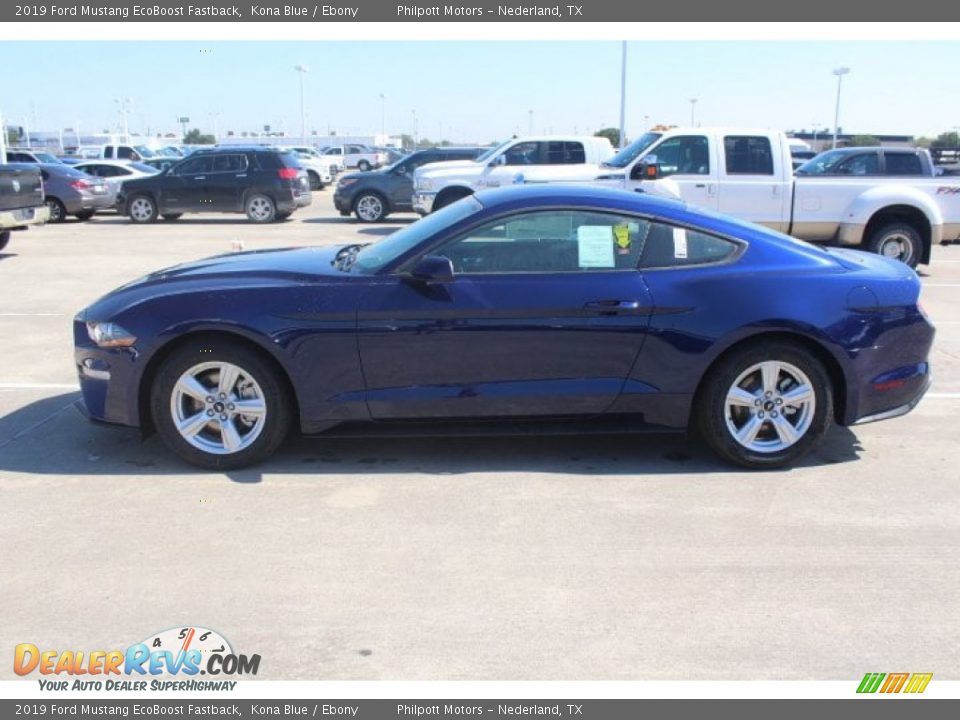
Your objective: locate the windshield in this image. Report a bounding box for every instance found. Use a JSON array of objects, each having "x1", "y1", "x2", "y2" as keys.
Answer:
[
  {"x1": 796, "y1": 150, "x2": 849, "y2": 175},
  {"x1": 35, "y1": 152, "x2": 60, "y2": 163},
  {"x1": 134, "y1": 145, "x2": 158, "y2": 158},
  {"x1": 475, "y1": 140, "x2": 512, "y2": 163},
  {"x1": 352, "y1": 197, "x2": 483, "y2": 273},
  {"x1": 603, "y1": 132, "x2": 662, "y2": 169}
]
